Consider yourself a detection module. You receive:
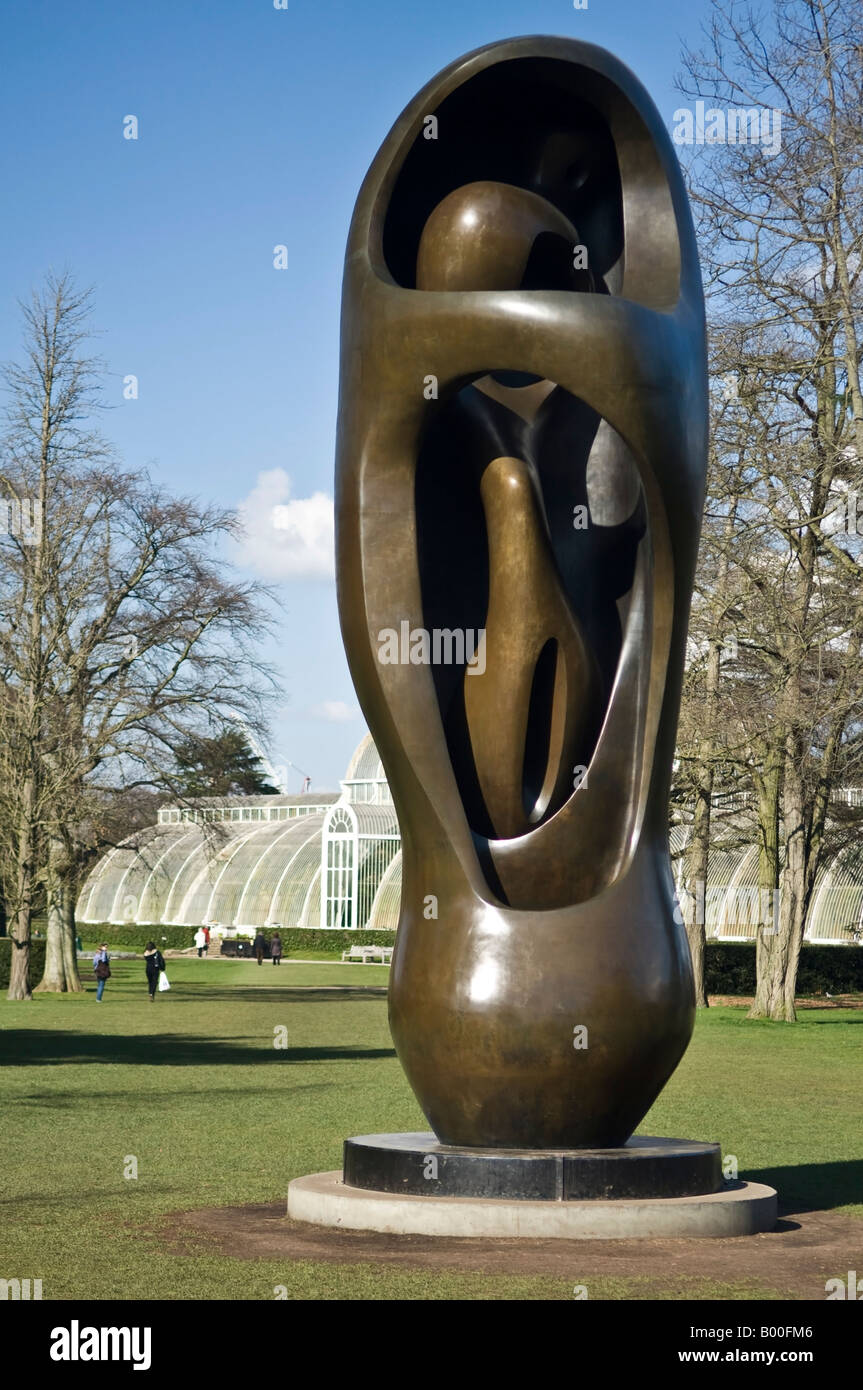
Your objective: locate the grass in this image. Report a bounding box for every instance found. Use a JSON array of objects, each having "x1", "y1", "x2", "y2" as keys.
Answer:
[{"x1": 1, "y1": 958, "x2": 861, "y2": 1300}]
